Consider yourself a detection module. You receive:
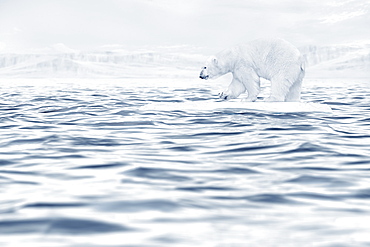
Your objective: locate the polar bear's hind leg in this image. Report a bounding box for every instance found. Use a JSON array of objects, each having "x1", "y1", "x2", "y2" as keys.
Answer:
[
  {"x1": 266, "y1": 77, "x2": 293, "y2": 102},
  {"x1": 285, "y1": 79, "x2": 302, "y2": 102},
  {"x1": 285, "y1": 67, "x2": 305, "y2": 102}
]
